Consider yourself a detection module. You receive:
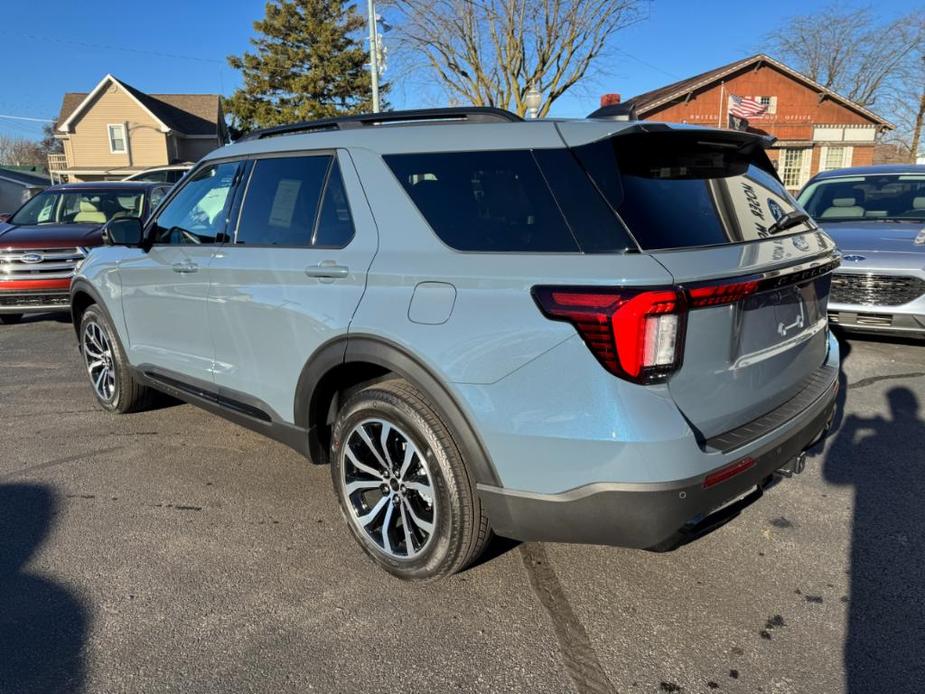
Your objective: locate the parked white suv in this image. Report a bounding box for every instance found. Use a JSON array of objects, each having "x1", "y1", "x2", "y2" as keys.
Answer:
[
  {"x1": 71, "y1": 108, "x2": 840, "y2": 581},
  {"x1": 122, "y1": 164, "x2": 192, "y2": 184}
]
